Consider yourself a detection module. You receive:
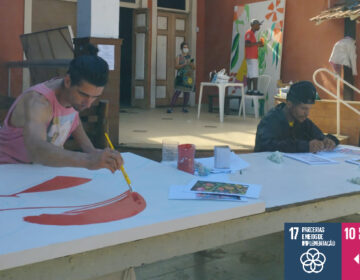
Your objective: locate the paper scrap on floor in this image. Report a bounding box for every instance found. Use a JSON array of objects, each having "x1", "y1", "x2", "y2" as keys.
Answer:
[
  {"x1": 195, "y1": 152, "x2": 249, "y2": 174},
  {"x1": 284, "y1": 153, "x2": 339, "y2": 165}
]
